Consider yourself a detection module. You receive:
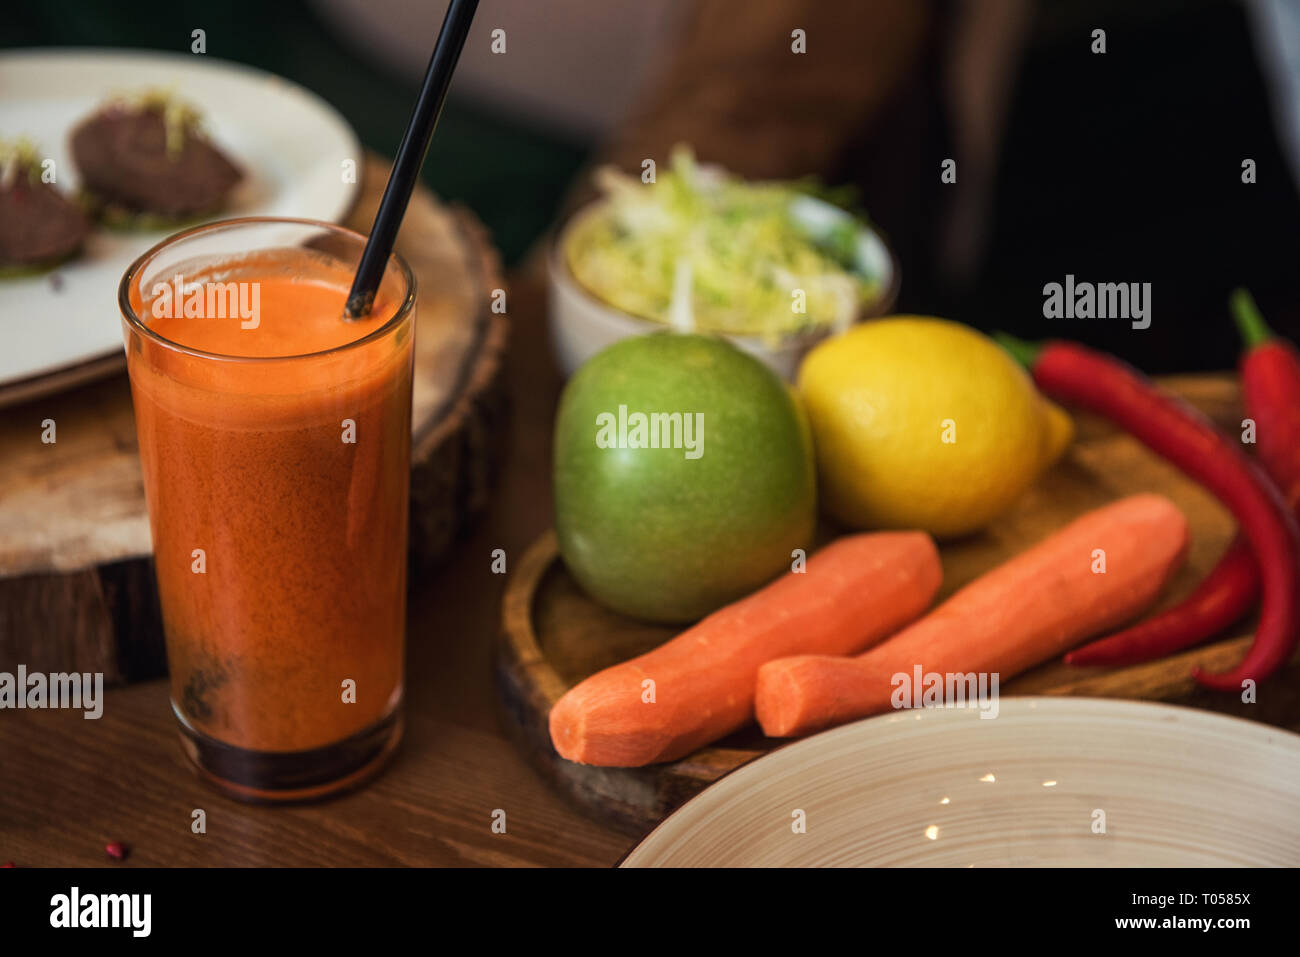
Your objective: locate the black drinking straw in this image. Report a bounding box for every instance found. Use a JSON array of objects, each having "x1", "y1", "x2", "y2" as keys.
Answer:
[{"x1": 345, "y1": 0, "x2": 480, "y2": 319}]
